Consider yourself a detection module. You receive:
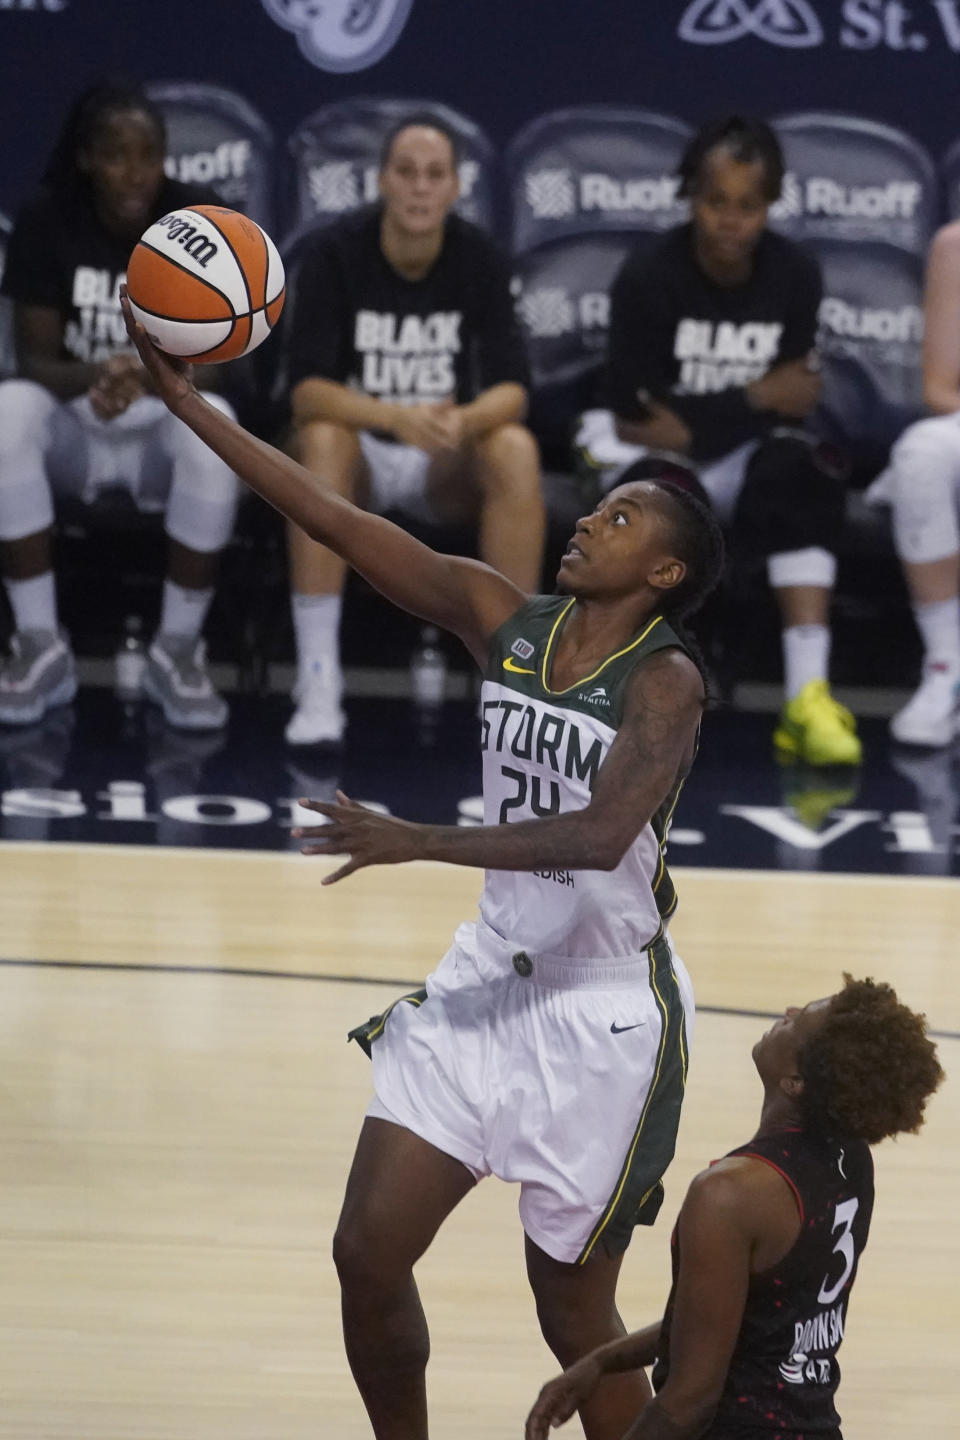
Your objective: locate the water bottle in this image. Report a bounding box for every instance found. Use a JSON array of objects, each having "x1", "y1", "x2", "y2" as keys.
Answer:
[
  {"x1": 410, "y1": 626, "x2": 446, "y2": 740},
  {"x1": 115, "y1": 614, "x2": 146, "y2": 701}
]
